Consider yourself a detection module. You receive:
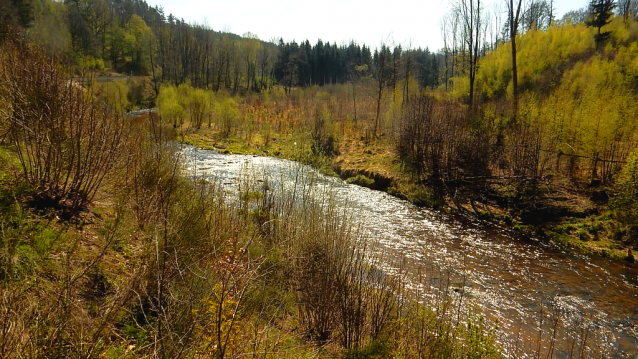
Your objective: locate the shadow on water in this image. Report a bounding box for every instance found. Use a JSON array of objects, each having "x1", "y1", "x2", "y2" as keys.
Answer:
[{"x1": 182, "y1": 145, "x2": 638, "y2": 358}]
